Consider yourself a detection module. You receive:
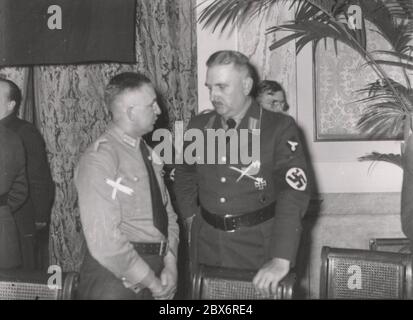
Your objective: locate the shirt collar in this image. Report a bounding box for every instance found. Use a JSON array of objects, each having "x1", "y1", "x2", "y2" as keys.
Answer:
[{"x1": 220, "y1": 99, "x2": 252, "y2": 129}]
